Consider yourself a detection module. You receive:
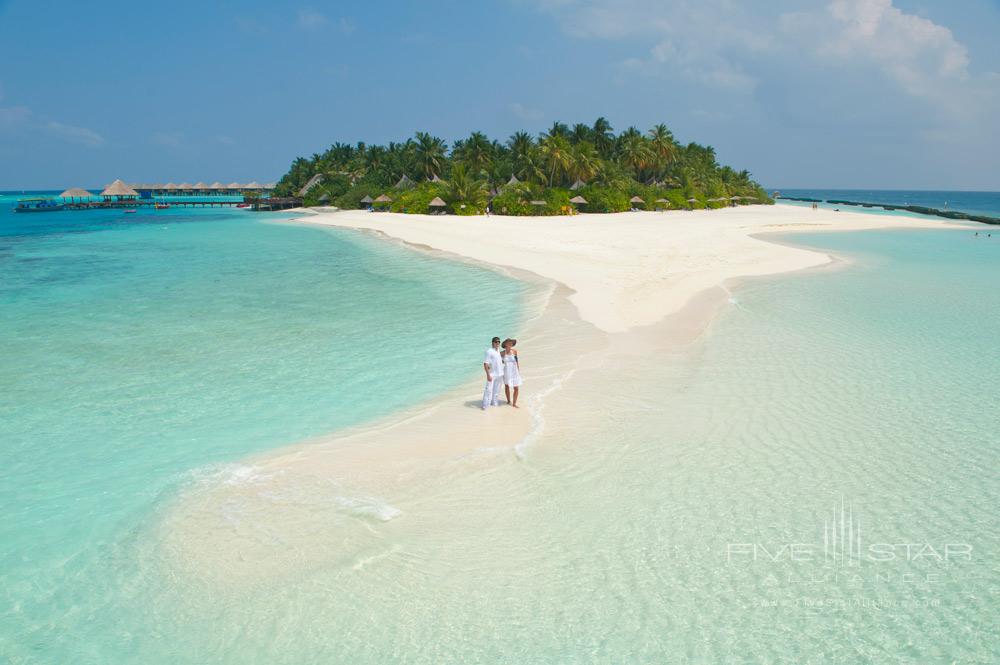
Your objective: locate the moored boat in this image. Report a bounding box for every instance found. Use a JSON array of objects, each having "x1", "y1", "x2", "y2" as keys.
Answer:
[{"x1": 14, "y1": 198, "x2": 65, "y2": 213}]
